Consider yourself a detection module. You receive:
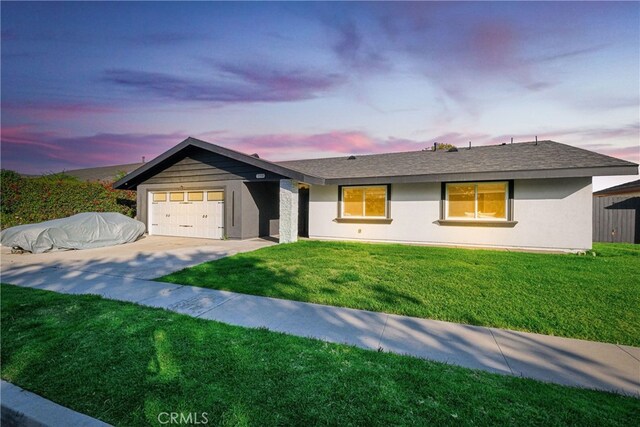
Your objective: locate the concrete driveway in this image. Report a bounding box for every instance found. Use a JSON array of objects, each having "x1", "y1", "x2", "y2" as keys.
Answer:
[{"x1": 1, "y1": 235, "x2": 276, "y2": 280}]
